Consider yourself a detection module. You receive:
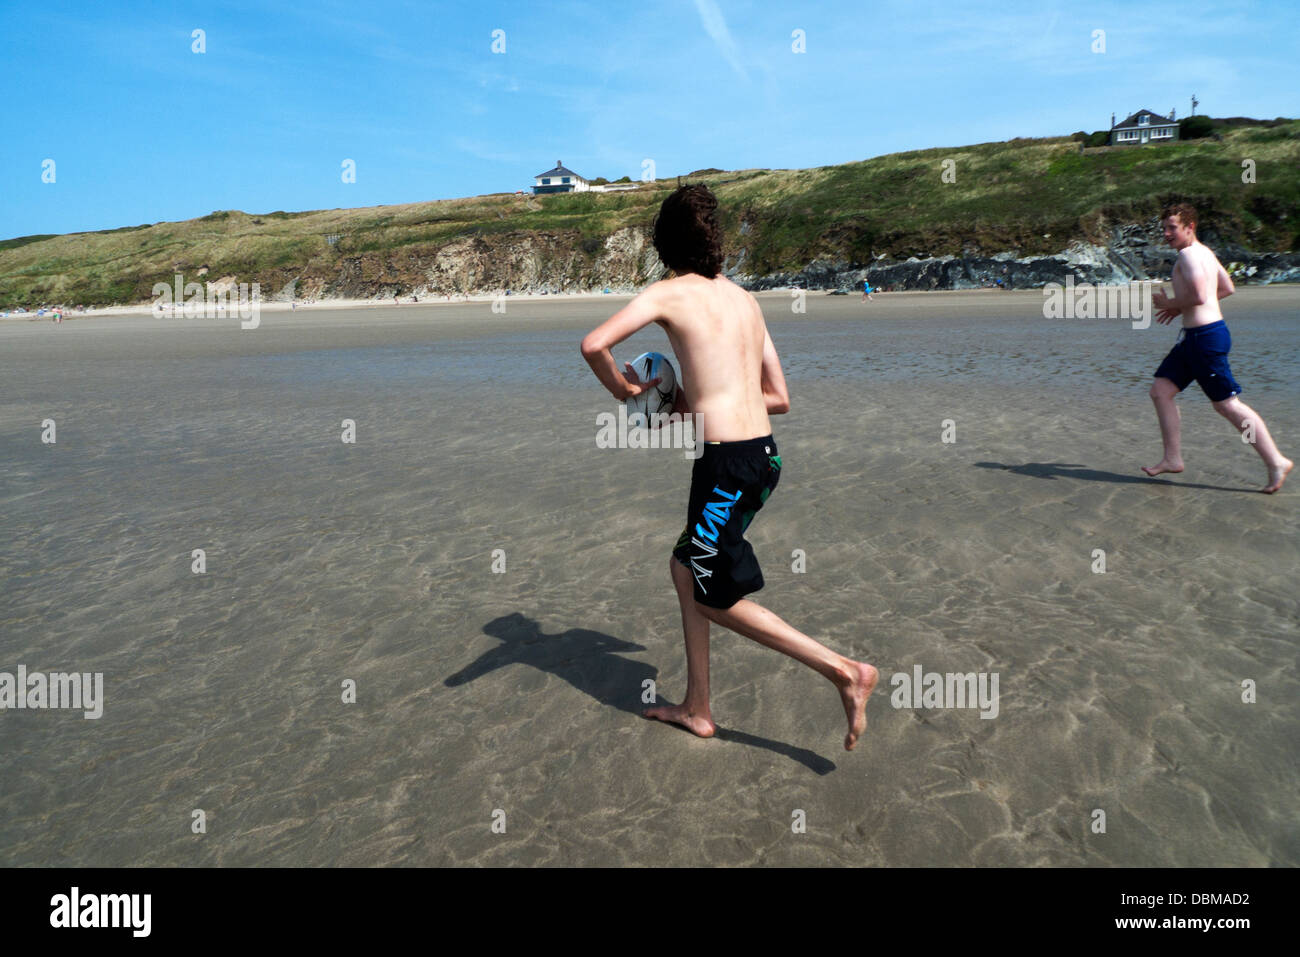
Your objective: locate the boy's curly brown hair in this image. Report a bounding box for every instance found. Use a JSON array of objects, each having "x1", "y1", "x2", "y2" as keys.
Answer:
[
  {"x1": 652, "y1": 184, "x2": 724, "y2": 278},
  {"x1": 1161, "y1": 202, "x2": 1198, "y2": 229}
]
